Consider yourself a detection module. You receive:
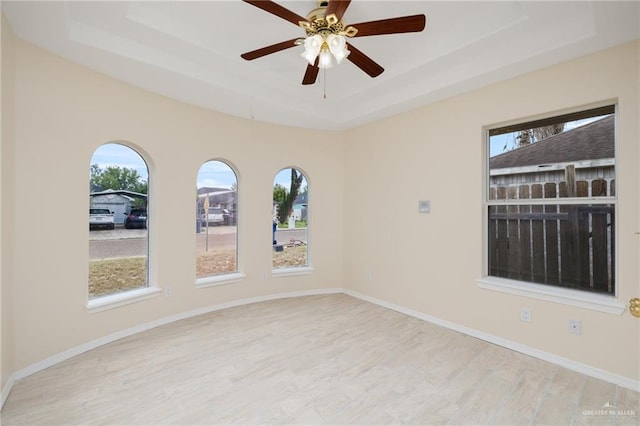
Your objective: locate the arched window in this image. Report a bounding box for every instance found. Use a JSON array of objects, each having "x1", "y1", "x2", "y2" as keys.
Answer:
[
  {"x1": 196, "y1": 160, "x2": 238, "y2": 281},
  {"x1": 89, "y1": 143, "x2": 149, "y2": 299},
  {"x1": 272, "y1": 168, "x2": 308, "y2": 269}
]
